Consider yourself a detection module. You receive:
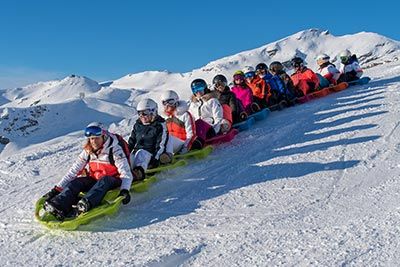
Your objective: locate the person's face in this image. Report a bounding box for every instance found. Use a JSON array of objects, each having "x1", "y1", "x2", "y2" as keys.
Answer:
[
  {"x1": 214, "y1": 81, "x2": 225, "y2": 92},
  {"x1": 257, "y1": 69, "x2": 266, "y2": 78},
  {"x1": 195, "y1": 90, "x2": 205, "y2": 98},
  {"x1": 164, "y1": 104, "x2": 176, "y2": 114},
  {"x1": 89, "y1": 136, "x2": 104, "y2": 150}
]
